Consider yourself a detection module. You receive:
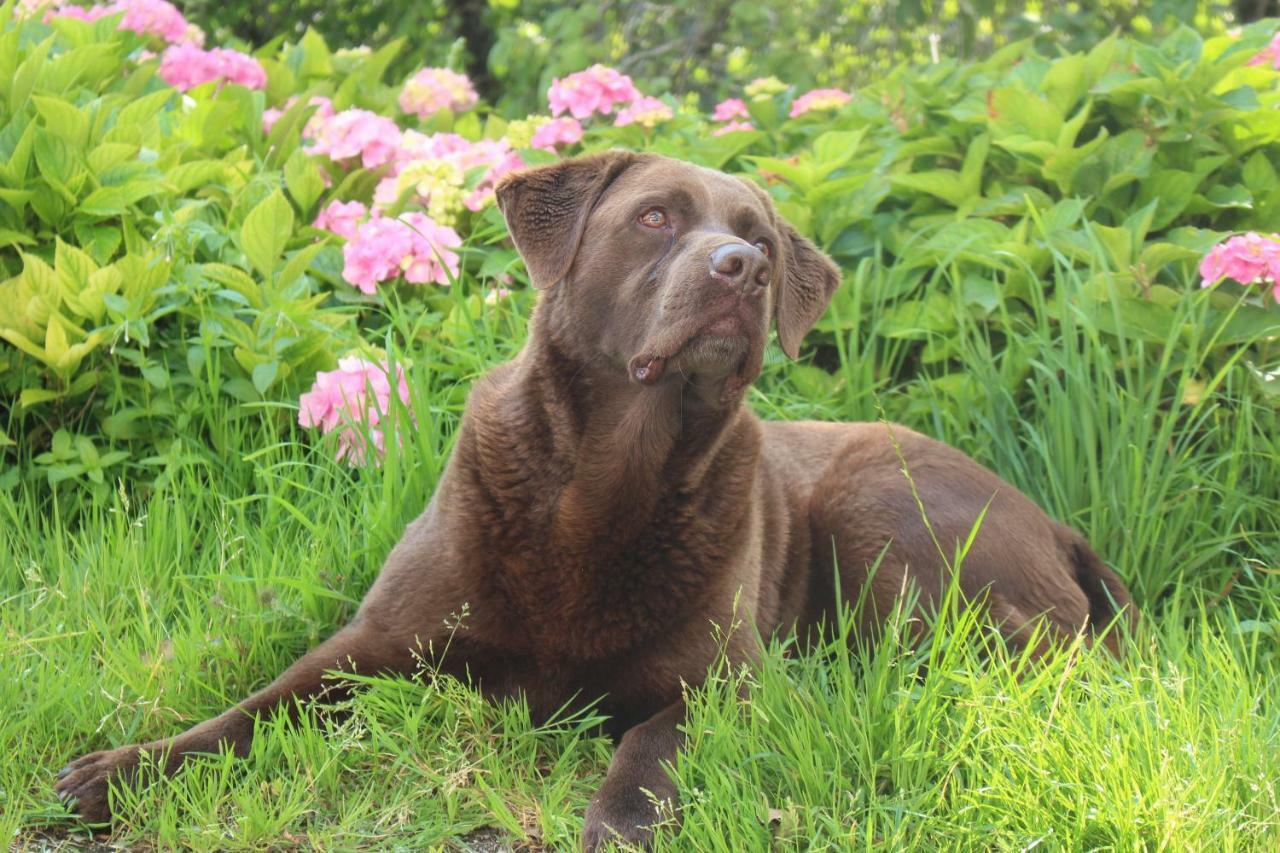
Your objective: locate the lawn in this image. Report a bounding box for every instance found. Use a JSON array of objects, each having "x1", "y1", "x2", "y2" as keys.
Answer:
[{"x1": 4, "y1": 253, "x2": 1278, "y2": 850}]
